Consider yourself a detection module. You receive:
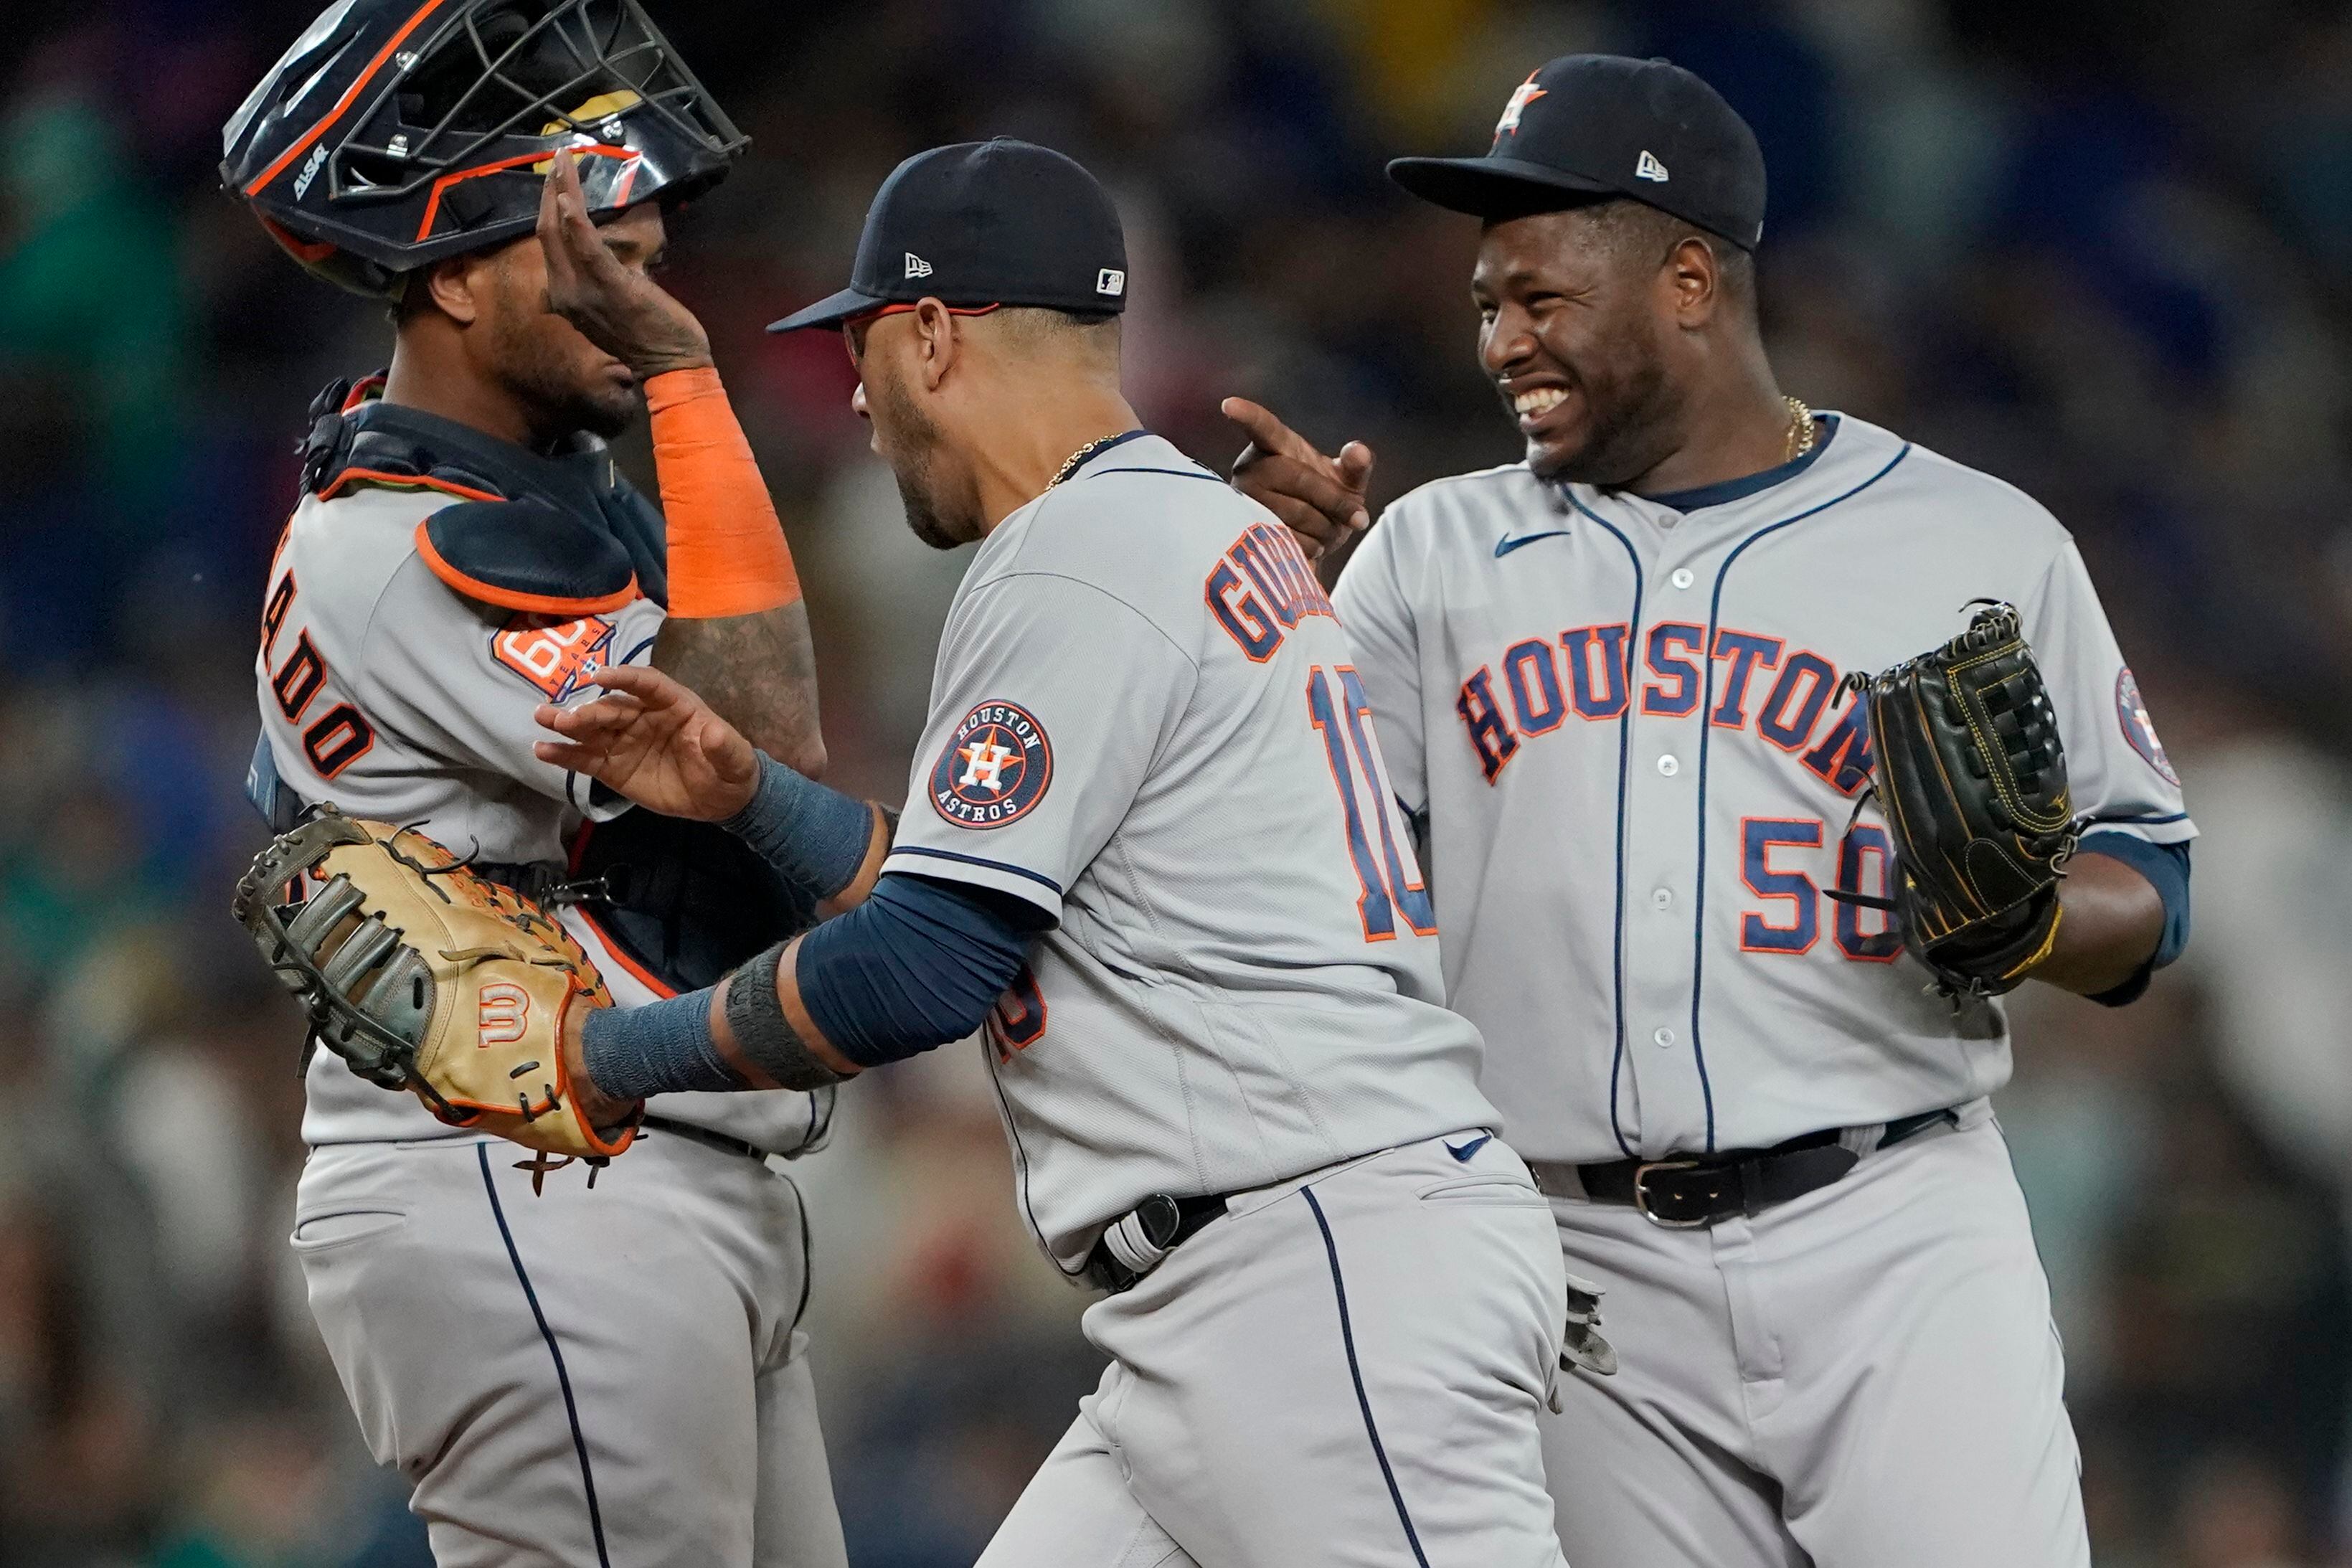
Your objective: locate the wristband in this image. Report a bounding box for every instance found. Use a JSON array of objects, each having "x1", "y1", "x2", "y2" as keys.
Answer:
[
  {"x1": 719, "y1": 940, "x2": 844, "y2": 1092},
  {"x1": 719, "y1": 752, "x2": 876, "y2": 900},
  {"x1": 580, "y1": 988, "x2": 740, "y2": 1100}
]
